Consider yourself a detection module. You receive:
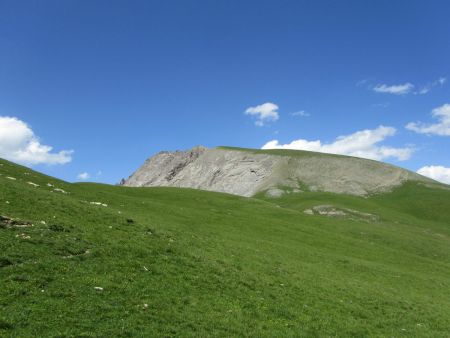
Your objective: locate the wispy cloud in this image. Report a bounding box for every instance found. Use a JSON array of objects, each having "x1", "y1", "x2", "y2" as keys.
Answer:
[
  {"x1": 373, "y1": 83, "x2": 414, "y2": 95},
  {"x1": 417, "y1": 165, "x2": 450, "y2": 184},
  {"x1": 369, "y1": 77, "x2": 446, "y2": 96},
  {"x1": 262, "y1": 126, "x2": 413, "y2": 161},
  {"x1": 77, "y1": 172, "x2": 90, "y2": 180},
  {"x1": 0, "y1": 116, "x2": 72, "y2": 165},
  {"x1": 356, "y1": 78, "x2": 373, "y2": 87},
  {"x1": 245, "y1": 102, "x2": 279, "y2": 126},
  {"x1": 372, "y1": 102, "x2": 390, "y2": 108},
  {"x1": 291, "y1": 110, "x2": 310, "y2": 117},
  {"x1": 417, "y1": 86, "x2": 431, "y2": 95},
  {"x1": 416, "y1": 77, "x2": 447, "y2": 95},
  {"x1": 436, "y1": 77, "x2": 447, "y2": 86},
  {"x1": 406, "y1": 103, "x2": 450, "y2": 136}
]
